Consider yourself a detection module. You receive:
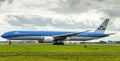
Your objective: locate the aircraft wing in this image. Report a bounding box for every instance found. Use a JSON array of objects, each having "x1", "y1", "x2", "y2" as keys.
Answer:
[{"x1": 53, "y1": 30, "x2": 91, "y2": 40}]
